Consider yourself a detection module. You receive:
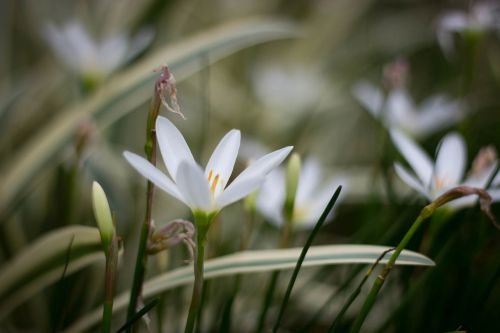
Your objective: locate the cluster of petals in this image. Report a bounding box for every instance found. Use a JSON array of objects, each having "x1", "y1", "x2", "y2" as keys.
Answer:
[
  {"x1": 352, "y1": 81, "x2": 463, "y2": 138},
  {"x1": 391, "y1": 129, "x2": 500, "y2": 208},
  {"x1": 437, "y1": 2, "x2": 500, "y2": 55},
  {"x1": 124, "y1": 116, "x2": 292, "y2": 214},
  {"x1": 43, "y1": 20, "x2": 153, "y2": 77},
  {"x1": 256, "y1": 158, "x2": 345, "y2": 229}
]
